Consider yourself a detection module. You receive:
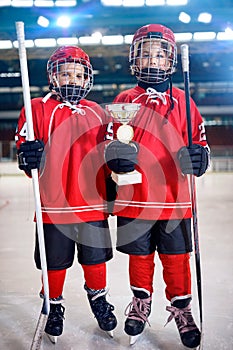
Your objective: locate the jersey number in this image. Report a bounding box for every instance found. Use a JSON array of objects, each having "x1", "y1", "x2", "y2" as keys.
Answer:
[
  {"x1": 19, "y1": 122, "x2": 28, "y2": 138},
  {"x1": 105, "y1": 122, "x2": 114, "y2": 140},
  {"x1": 199, "y1": 122, "x2": 206, "y2": 142}
]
